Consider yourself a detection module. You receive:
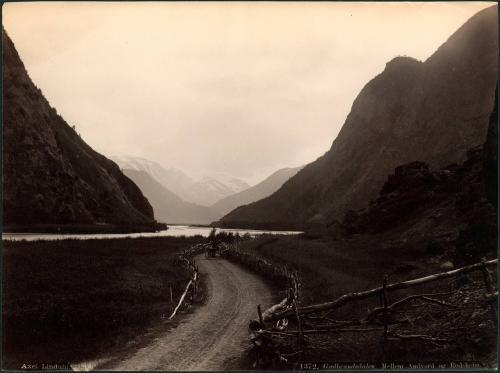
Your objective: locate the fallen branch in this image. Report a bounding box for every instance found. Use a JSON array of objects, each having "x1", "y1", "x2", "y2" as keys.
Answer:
[
  {"x1": 281, "y1": 350, "x2": 303, "y2": 358},
  {"x1": 367, "y1": 292, "x2": 458, "y2": 319},
  {"x1": 262, "y1": 297, "x2": 291, "y2": 320},
  {"x1": 389, "y1": 332, "x2": 448, "y2": 344},
  {"x1": 388, "y1": 291, "x2": 457, "y2": 310},
  {"x1": 281, "y1": 327, "x2": 384, "y2": 335},
  {"x1": 302, "y1": 315, "x2": 351, "y2": 323}
]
